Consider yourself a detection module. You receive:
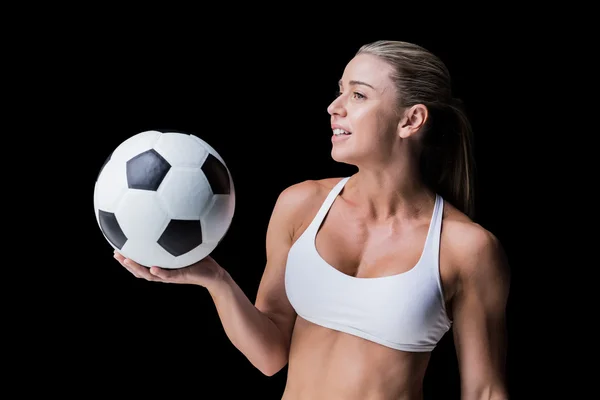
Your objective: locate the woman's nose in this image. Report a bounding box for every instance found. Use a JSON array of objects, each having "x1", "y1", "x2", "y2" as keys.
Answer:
[{"x1": 327, "y1": 96, "x2": 346, "y2": 116}]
